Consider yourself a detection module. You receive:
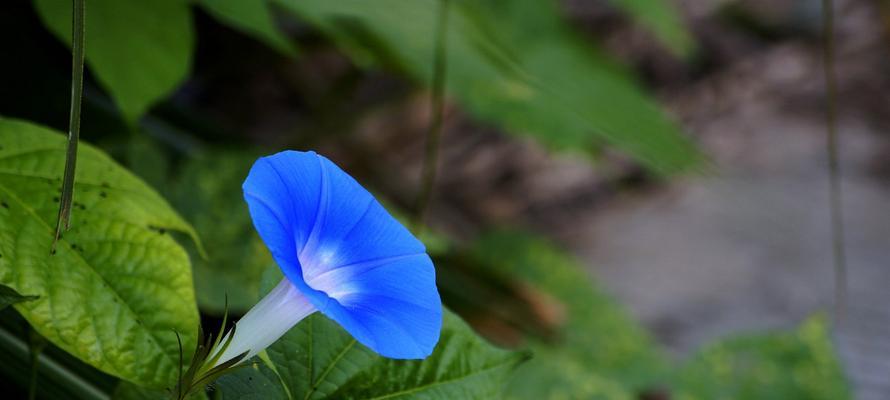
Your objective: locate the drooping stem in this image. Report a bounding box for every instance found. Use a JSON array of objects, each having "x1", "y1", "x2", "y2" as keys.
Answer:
[
  {"x1": 53, "y1": 0, "x2": 86, "y2": 250},
  {"x1": 821, "y1": 0, "x2": 847, "y2": 323},
  {"x1": 412, "y1": 0, "x2": 451, "y2": 233}
]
